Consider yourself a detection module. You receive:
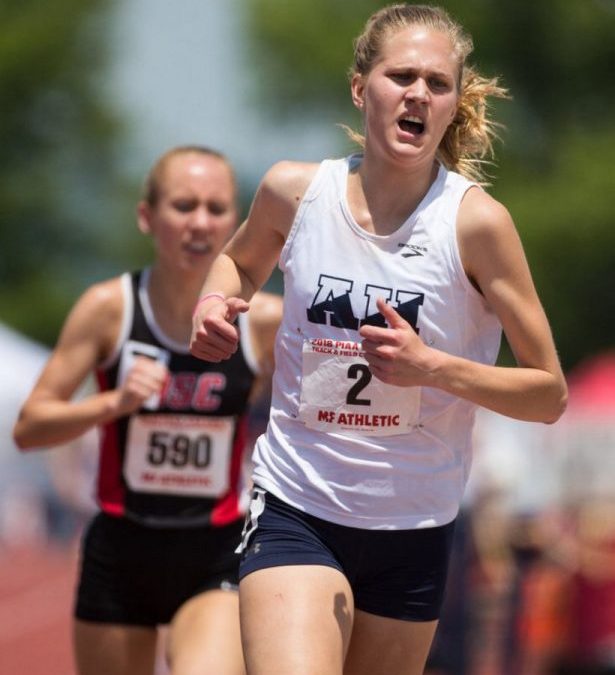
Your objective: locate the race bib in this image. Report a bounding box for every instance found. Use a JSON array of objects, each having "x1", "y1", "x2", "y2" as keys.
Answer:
[
  {"x1": 124, "y1": 414, "x2": 235, "y2": 497},
  {"x1": 298, "y1": 338, "x2": 420, "y2": 437}
]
